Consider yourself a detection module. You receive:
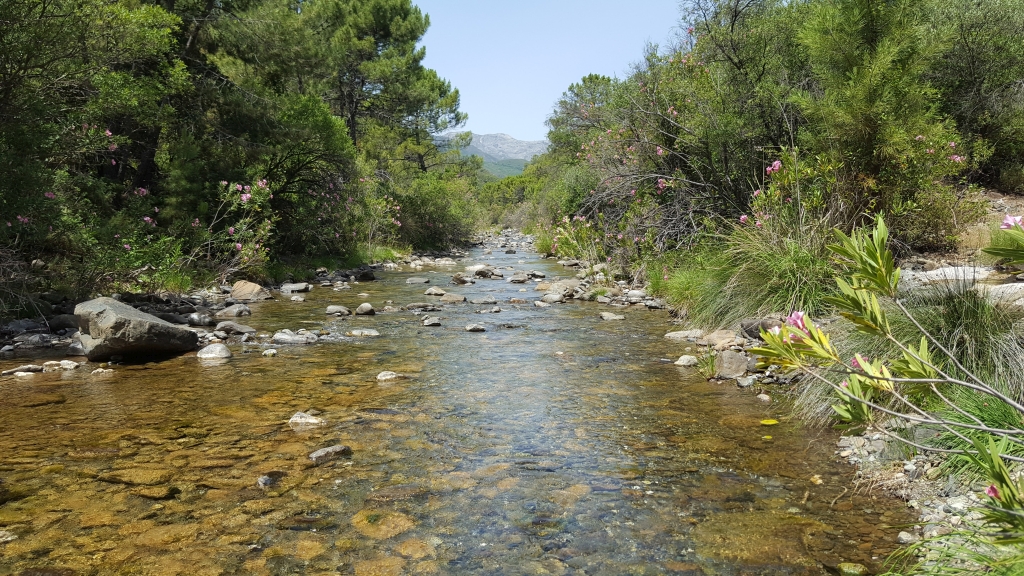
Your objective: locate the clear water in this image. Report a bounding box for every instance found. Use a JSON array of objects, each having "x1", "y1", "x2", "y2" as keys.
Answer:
[{"x1": 0, "y1": 249, "x2": 912, "y2": 575}]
